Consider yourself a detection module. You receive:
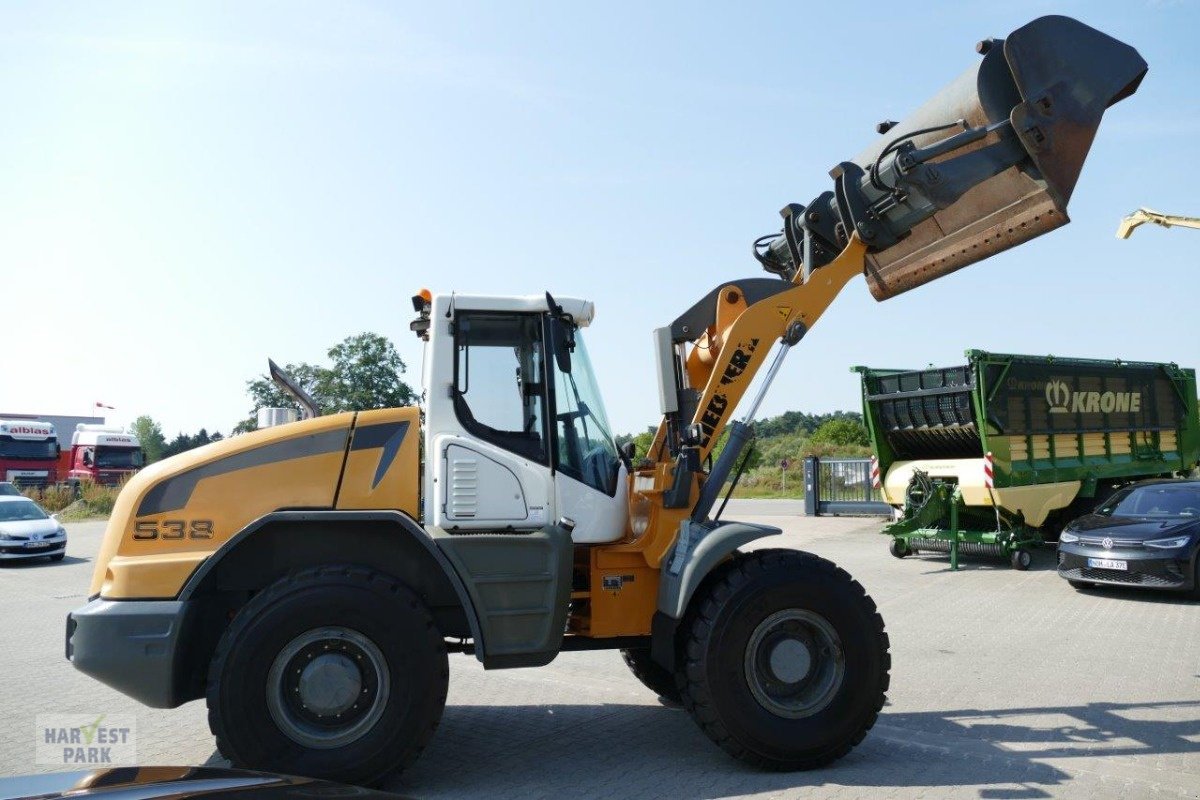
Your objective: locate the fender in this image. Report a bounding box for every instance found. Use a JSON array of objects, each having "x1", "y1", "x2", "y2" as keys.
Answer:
[
  {"x1": 180, "y1": 510, "x2": 487, "y2": 660},
  {"x1": 651, "y1": 520, "x2": 781, "y2": 669}
]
